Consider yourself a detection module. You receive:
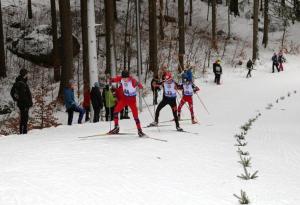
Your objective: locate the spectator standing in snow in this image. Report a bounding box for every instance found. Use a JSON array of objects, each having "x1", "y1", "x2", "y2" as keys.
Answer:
[
  {"x1": 246, "y1": 59, "x2": 254, "y2": 78},
  {"x1": 272, "y1": 53, "x2": 279, "y2": 73},
  {"x1": 102, "y1": 84, "x2": 116, "y2": 121},
  {"x1": 90, "y1": 82, "x2": 103, "y2": 123},
  {"x1": 278, "y1": 51, "x2": 286, "y2": 71},
  {"x1": 82, "y1": 84, "x2": 90, "y2": 122},
  {"x1": 159, "y1": 64, "x2": 168, "y2": 81},
  {"x1": 151, "y1": 75, "x2": 160, "y2": 105},
  {"x1": 213, "y1": 59, "x2": 222, "y2": 85},
  {"x1": 64, "y1": 80, "x2": 85, "y2": 125},
  {"x1": 10, "y1": 68, "x2": 33, "y2": 134}
]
